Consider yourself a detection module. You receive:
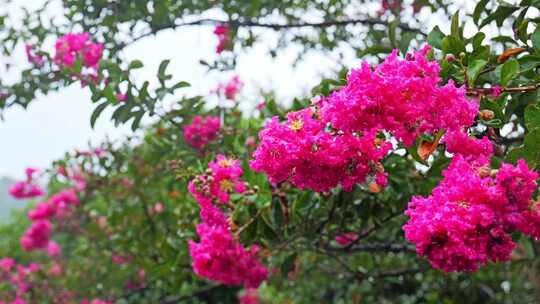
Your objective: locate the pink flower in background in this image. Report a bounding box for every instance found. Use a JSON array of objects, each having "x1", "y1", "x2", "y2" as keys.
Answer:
[
  {"x1": 112, "y1": 254, "x2": 134, "y2": 265},
  {"x1": 81, "y1": 42, "x2": 104, "y2": 68},
  {"x1": 239, "y1": 289, "x2": 260, "y2": 304},
  {"x1": 183, "y1": 115, "x2": 221, "y2": 149},
  {"x1": 9, "y1": 182, "x2": 44, "y2": 200},
  {"x1": 49, "y1": 262, "x2": 62, "y2": 276},
  {"x1": 25, "y1": 44, "x2": 45, "y2": 66},
  {"x1": 115, "y1": 93, "x2": 128, "y2": 102},
  {"x1": 213, "y1": 24, "x2": 230, "y2": 54},
  {"x1": 54, "y1": 32, "x2": 103, "y2": 70},
  {"x1": 335, "y1": 233, "x2": 359, "y2": 246},
  {"x1": 378, "y1": 0, "x2": 402, "y2": 15},
  {"x1": 28, "y1": 202, "x2": 56, "y2": 221},
  {"x1": 46, "y1": 241, "x2": 62, "y2": 257},
  {"x1": 9, "y1": 168, "x2": 44, "y2": 200},
  {"x1": 153, "y1": 202, "x2": 164, "y2": 213},
  {"x1": 0, "y1": 258, "x2": 15, "y2": 273},
  {"x1": 20, "y1": 220, "x2": 52, "y2": 251},
  {"x1": 215, "y1": 75, "x2": 243, "y2": 101},
  {"x1": 94, "y1": 148, "x2": 106, "y2": 158},
  {"x1": 256, "y1": 101, "x2": 265, "y2": 110}
]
